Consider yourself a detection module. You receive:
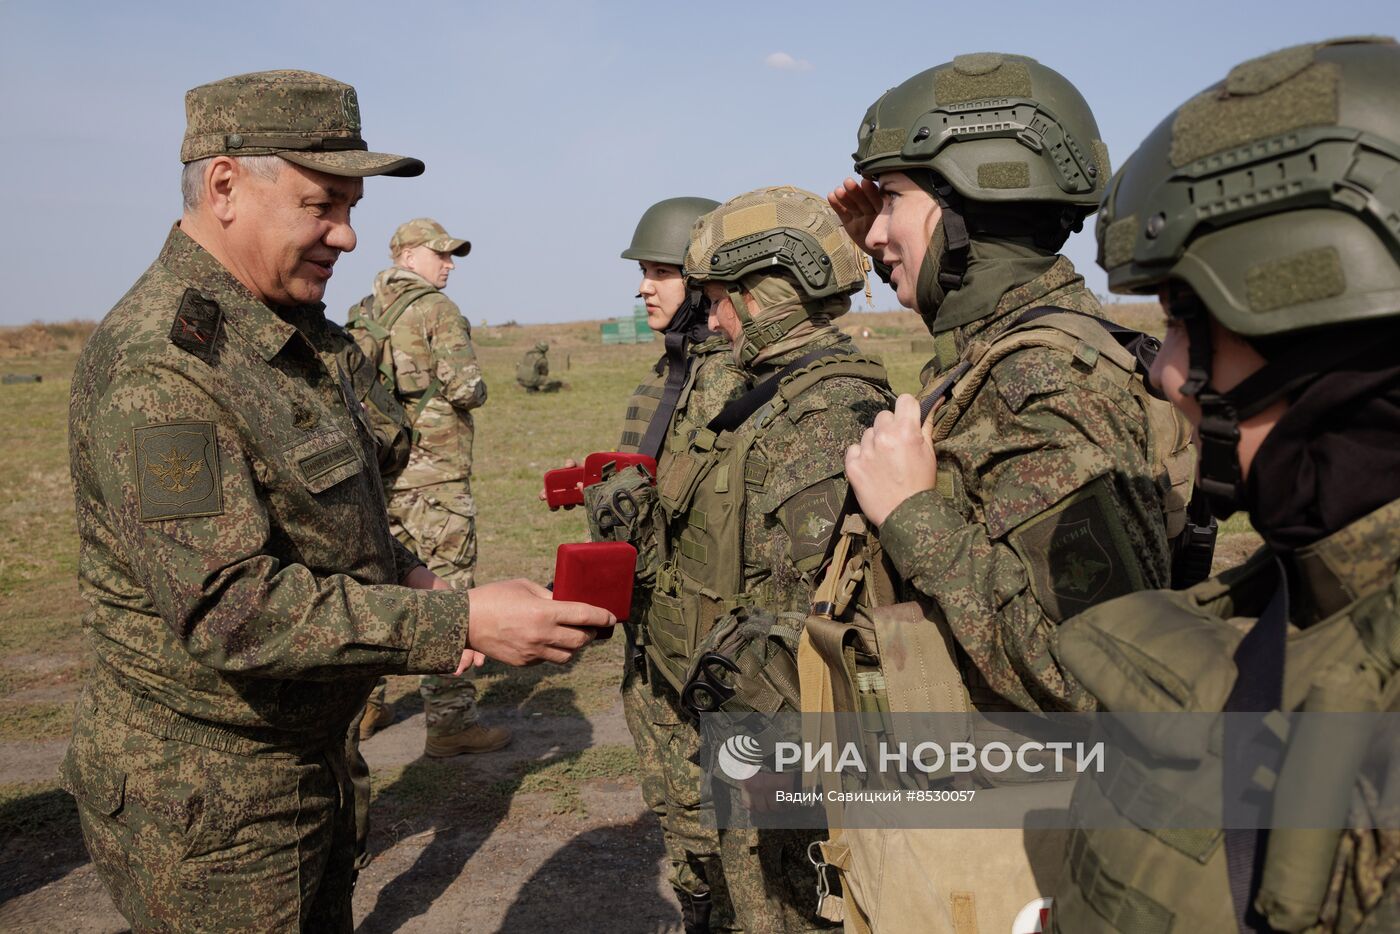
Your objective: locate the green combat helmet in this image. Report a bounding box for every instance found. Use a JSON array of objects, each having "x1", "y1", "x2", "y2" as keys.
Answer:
[
  {"x1": 684, "y1": 186, "x2": 865, "y2": 363},
  {"x1": 1097, "y1": 36, "x2": 1400, "y2": 511},
  {"x1": 621, "y1": 197, "x2": 720, "y2": 266},
  {"x1": 853, "y1": 53, "x2": 1110, "y2": 307}
]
